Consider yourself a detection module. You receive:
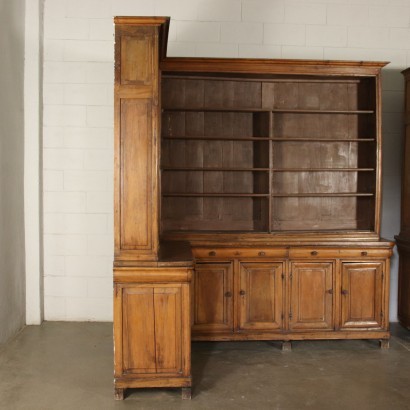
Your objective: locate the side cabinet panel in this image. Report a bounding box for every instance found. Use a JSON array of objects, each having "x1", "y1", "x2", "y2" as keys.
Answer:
[
  {"x1": 114, "y1": 24, "x2": 160, "y2": 261},
  {"x1": 192, "y1": 263, "x2": 233, "y2": 334},
  {"x1": 238, "y1": 262, "x2": 283, "y2": 331},
  {"x1": 120, "y1": 99, "x2": 153, "y2": 251},
  {"x1": 289, "y1": 262, "x2": 334, "y2": 331},
  {"x1": 340, "y1": 262, "x2": 384, "y2": 329}
]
